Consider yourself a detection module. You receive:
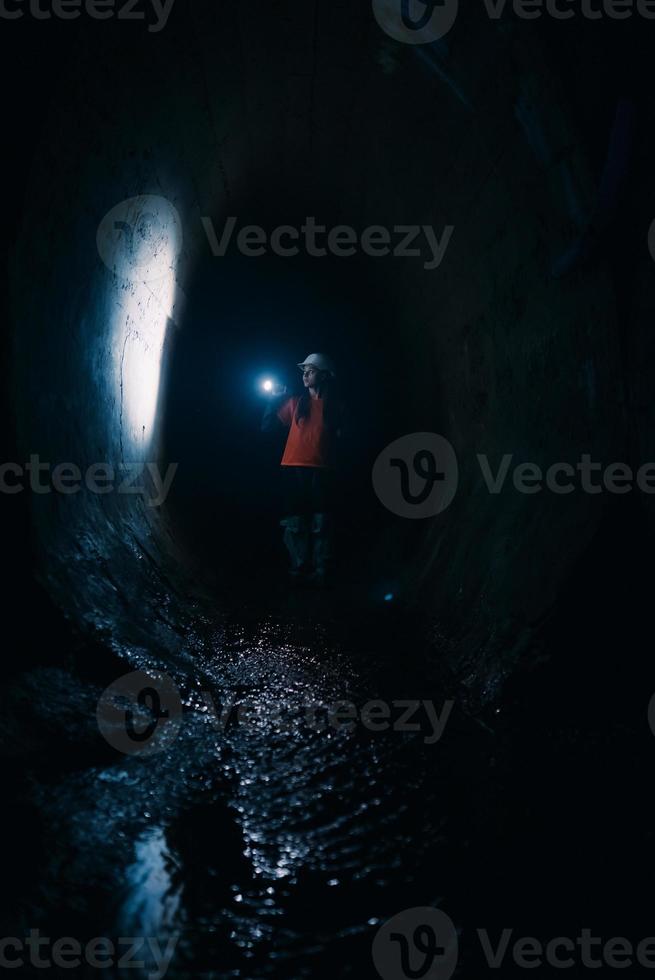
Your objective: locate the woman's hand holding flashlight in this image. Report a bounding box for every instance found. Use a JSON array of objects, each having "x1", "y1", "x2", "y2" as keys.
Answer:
[{"x1": 262, "y1": 378, "x2": 287, "y2": 396}]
